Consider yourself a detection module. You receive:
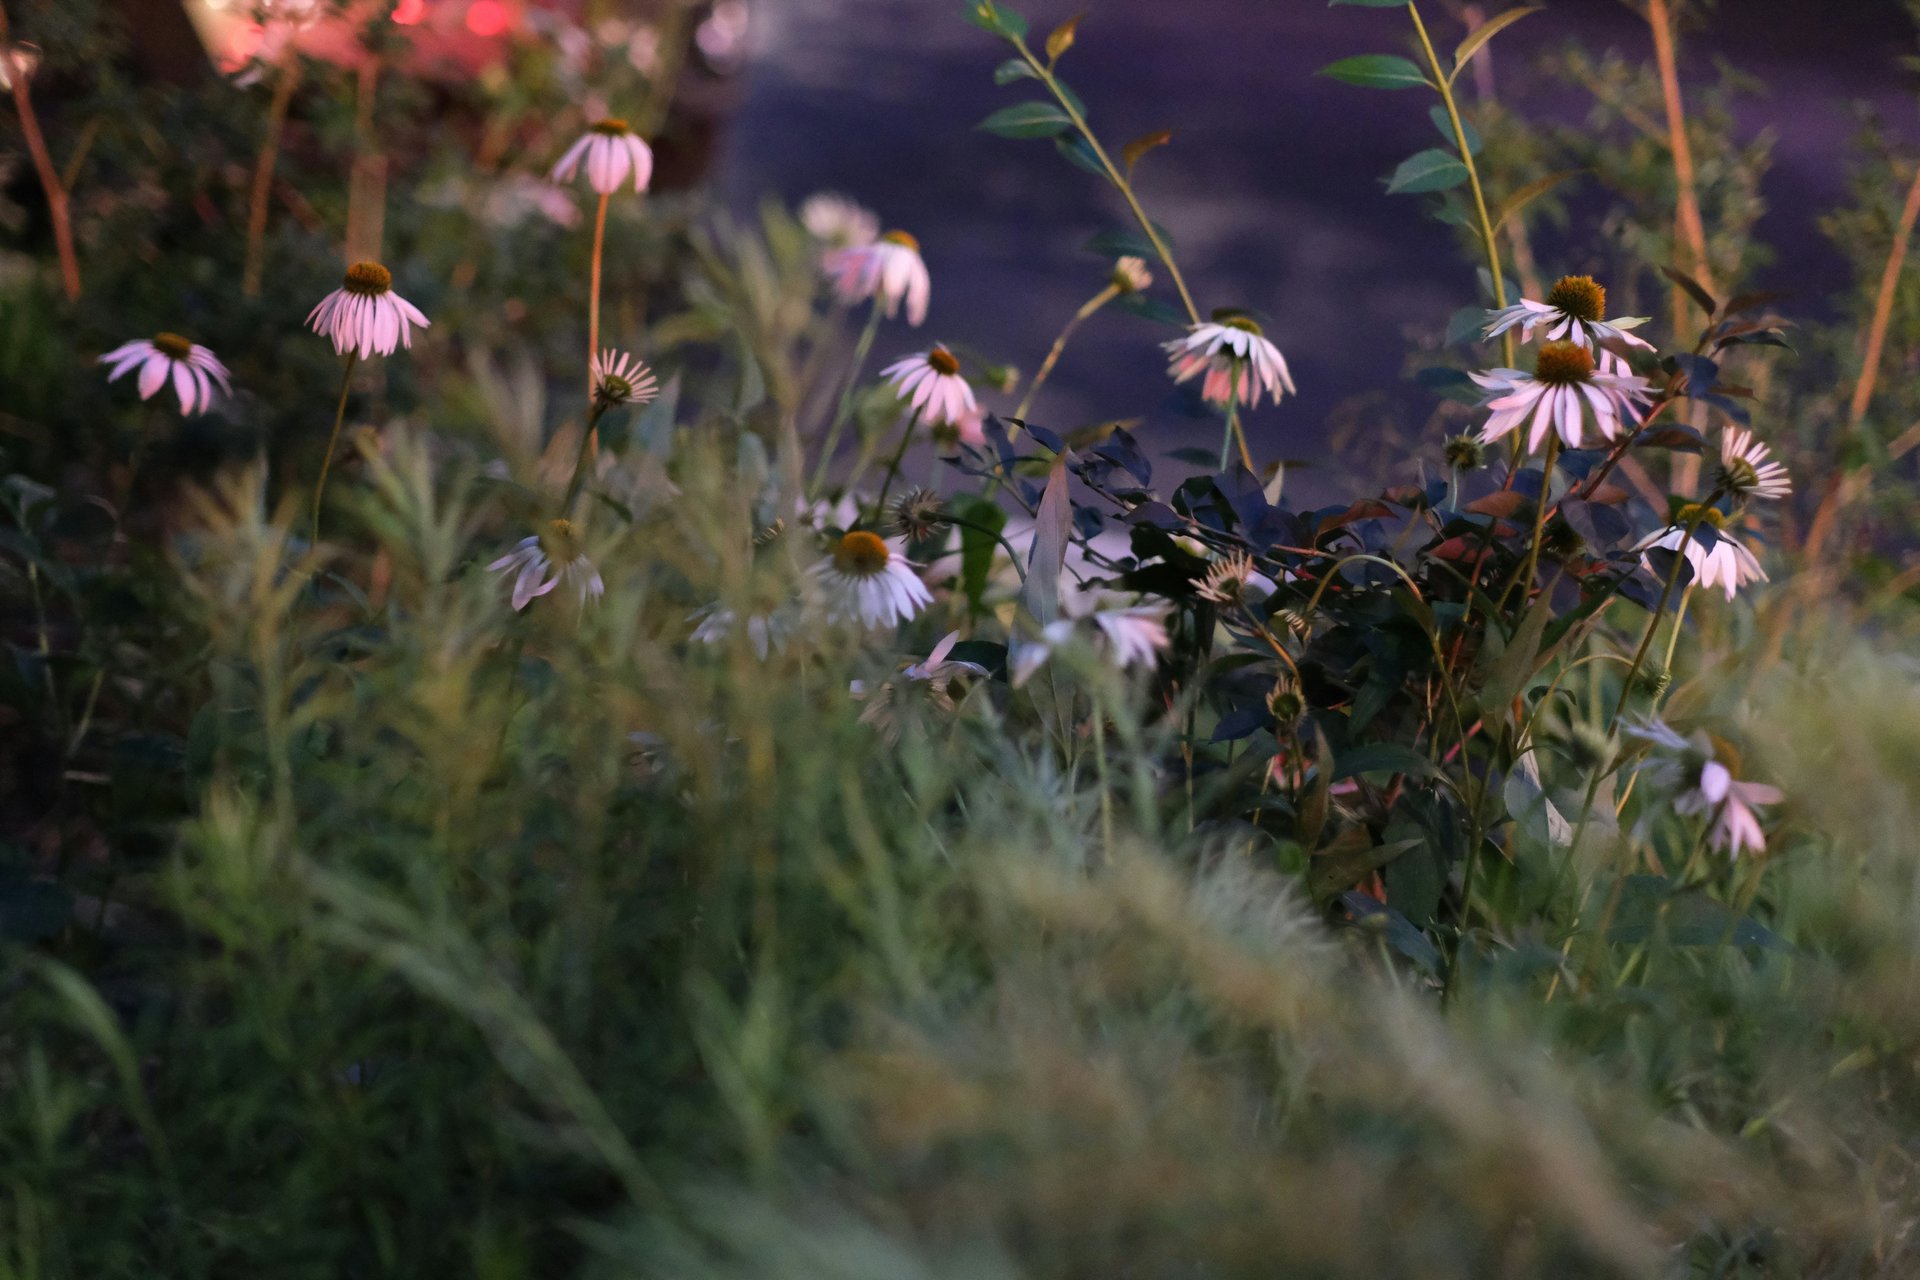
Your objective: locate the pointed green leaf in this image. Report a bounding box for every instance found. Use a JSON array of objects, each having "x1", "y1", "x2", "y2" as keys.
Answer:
[
  {"x1": 1451, "y1": 6, "x2": 1543, "y2": 81},
  {"x1": 977, "y1": 101, "x2": 1073, "y2": 138},
  {"x1": 1429, "y1": 104, "x2": 1480, "y2": 155},
  {"x1": 1054, "y1": 133, "x2": 1106, "y2": 176},
  {"x1": 1318, "y1": 54, "x2": 1430, "y2": 89},
  {"x1": 1386, "y1": 148, "x2": 1470, "y2": 194},
  {"x1": 993, "y1": 57, "x2": 1039, "y2": 84}
]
